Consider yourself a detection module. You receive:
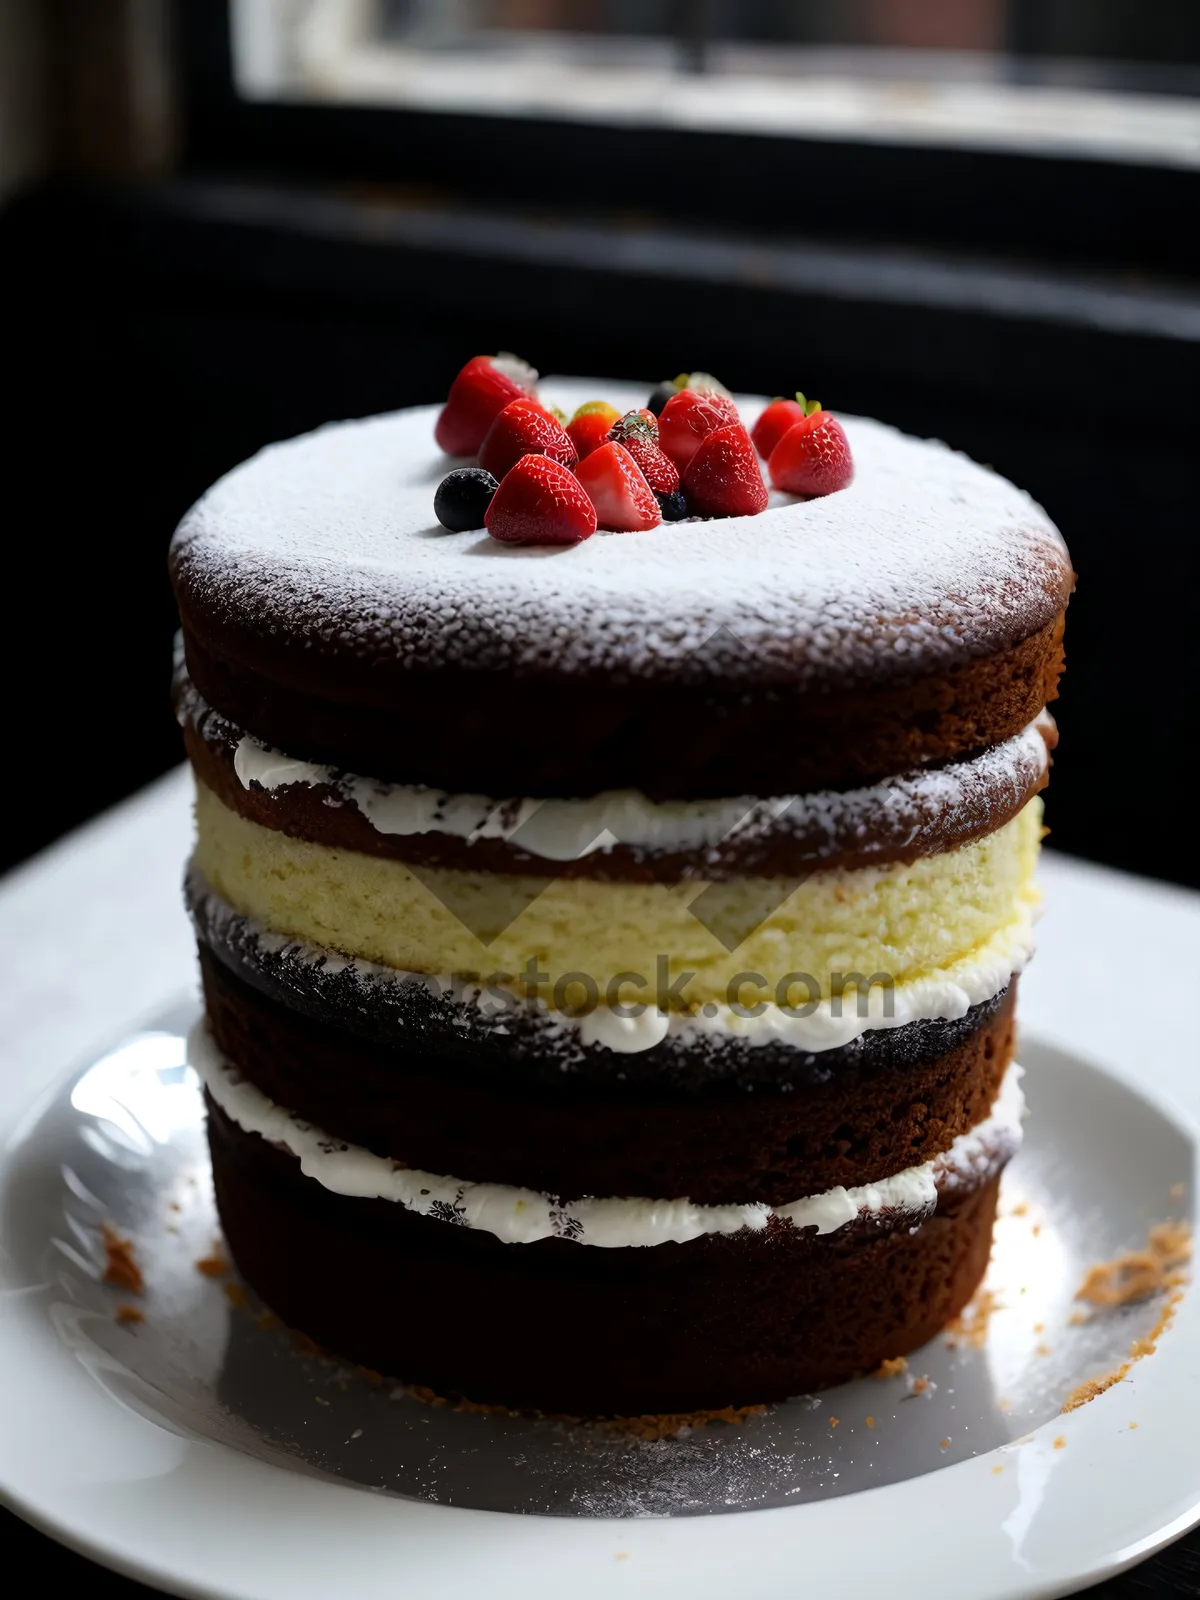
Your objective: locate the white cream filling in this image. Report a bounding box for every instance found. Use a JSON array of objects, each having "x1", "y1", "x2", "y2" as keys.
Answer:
[
  {"x1": 192, "y1": 1021, "x2": 1024, "y2": 1249},
  {"x1": 231, "y1": 714, "x2": 1052, "y2": 865},
  {"x1": 189, "y1": 867, "x2": 1037, "y2": 1056}
]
